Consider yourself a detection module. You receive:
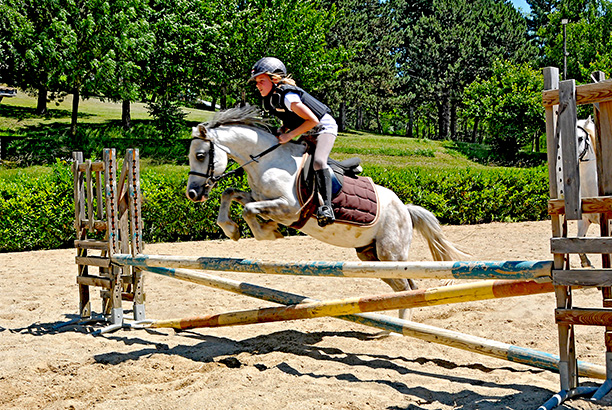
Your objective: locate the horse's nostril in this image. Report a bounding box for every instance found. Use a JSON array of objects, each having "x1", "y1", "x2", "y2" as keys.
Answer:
[{"x1": 188, "y1": 189, "x2": 198, "y2": 200}]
